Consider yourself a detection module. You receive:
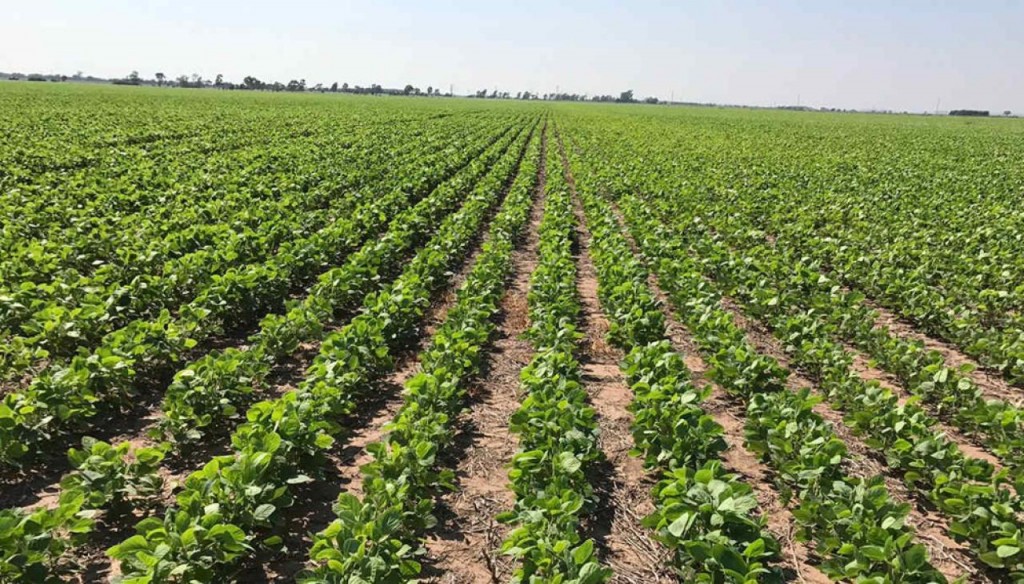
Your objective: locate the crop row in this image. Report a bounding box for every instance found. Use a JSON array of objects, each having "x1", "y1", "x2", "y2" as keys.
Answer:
[
  {"x1": 563, "y1": 131, "x2": 782, "y2": 582},
  {"x1": 558, "y1": 110, "x2": 1024, "y2": 390},
  {"x1": 632, "y1": 188, "x2": 1024, "y2": 577},
  {"x1": 766, "y1": 182, "x2": 1024, "y2": 389},
  {"x1": 0, "y1": 120, "x2": 537, "y2": 582},
  {"x1": 617, "y1": 193, "x2": 952, "y2": 582},
  {"x1": 1, "y1": 115, "x2": 374, "y2": 284},
  {"x1": 664, "y1": 198, "x2": 1024, "y2": 477},
  {"x1": 105, "y1": 118, "x2": 538, "y2": 582},
  {"x1": 0, "y1": 84, "x2": 296, "y2": 179},
  {"x1": 495, "y1": 131, "x2": 609, "y2": 583},
  {"x1": 91, "y1": 118, "x2": 523, "y2": 444},
  {"x1": 0, "y1": 120, "x2": 520, "y2": 464},
  {"x1": 0, "y1": 116, "x2": 510, "y2": 378},
  {"x1": 0, "y1": 86, "x2": 465, "y2": 183},
  {"x1": 557, "y1": 130, "x2": 950, "y2": 582},
  {"x1": 158, "y1": 121, "x2": 530, "y2": 443},
  {"x1": 302, "y1": 121, "x2": 542, "y2": 582}
]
